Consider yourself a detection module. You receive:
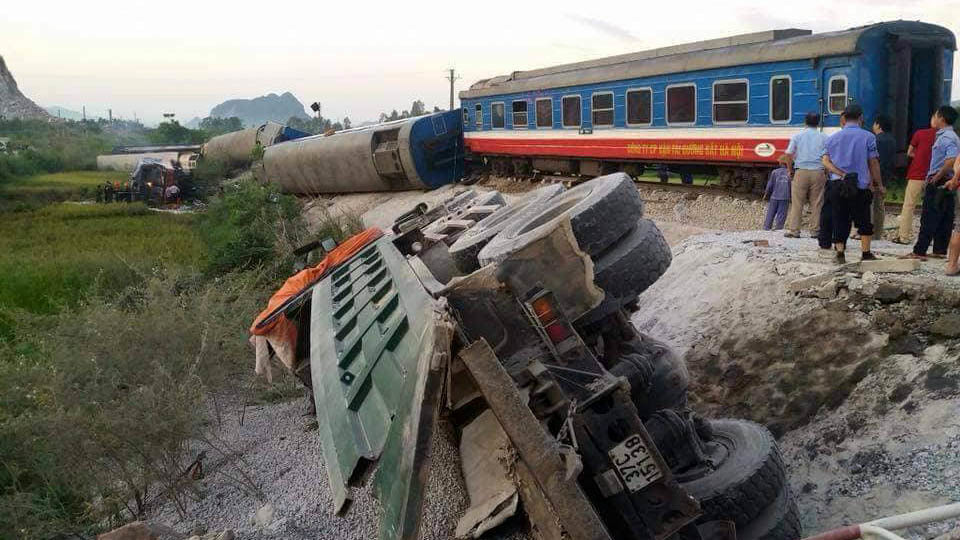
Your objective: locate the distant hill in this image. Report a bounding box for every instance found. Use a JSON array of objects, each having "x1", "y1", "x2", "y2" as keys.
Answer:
[
  {"x1": 45, "y1": 106, "x2": 84, "y2": 120},
  {"x1": 208, "y1": 92, "x2": 309, "y2": 127},
  {"x1": 184, "y1": 116, "x2": 202, "y2": 129},
  {"x1": 0, "y1": 55, "x2": 51, "y2": 120}
]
